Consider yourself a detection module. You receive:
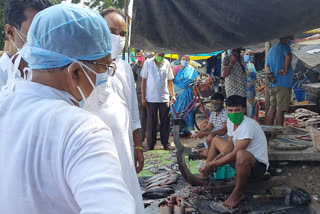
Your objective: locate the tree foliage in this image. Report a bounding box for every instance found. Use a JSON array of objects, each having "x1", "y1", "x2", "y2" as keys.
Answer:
[{"x1": 53, "y1": 0, "x2": 125, "y2": 10}]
